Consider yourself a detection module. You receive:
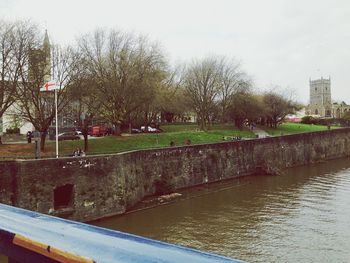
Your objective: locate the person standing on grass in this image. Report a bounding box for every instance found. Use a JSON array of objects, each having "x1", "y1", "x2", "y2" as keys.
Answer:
[{"x1": 26, "y1": 131, "x2": 32, "y2": 143}]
